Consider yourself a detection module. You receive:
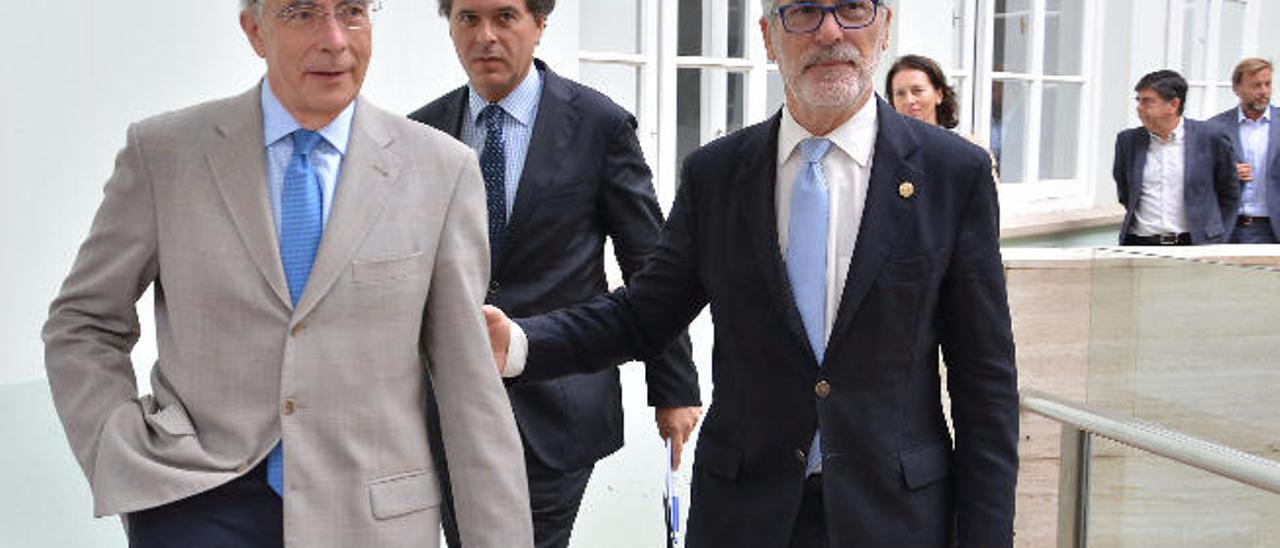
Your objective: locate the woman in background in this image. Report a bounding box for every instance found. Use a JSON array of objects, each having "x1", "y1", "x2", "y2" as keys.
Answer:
[
  {"x1": 886, "y1": 54, "x2": 960, "y2": 129},
  {"x1": 887, "y1": 54, "x2": 999, "y2": 182}
]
